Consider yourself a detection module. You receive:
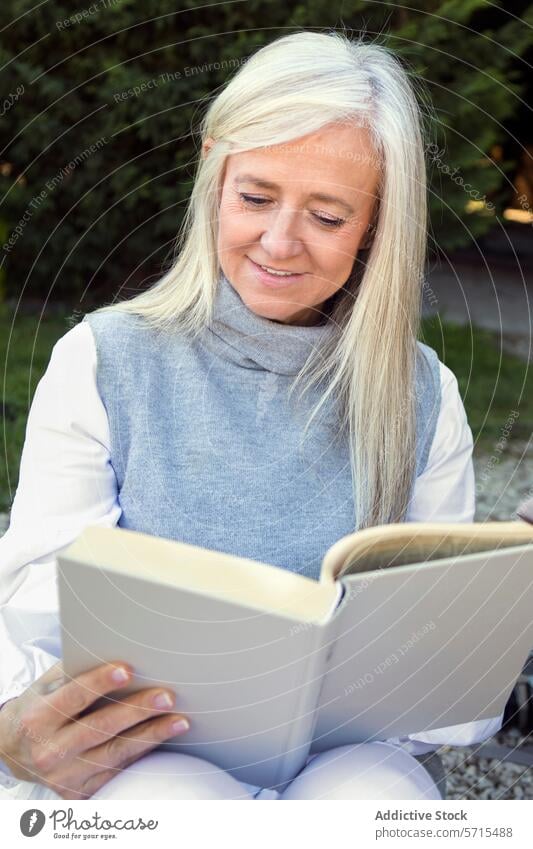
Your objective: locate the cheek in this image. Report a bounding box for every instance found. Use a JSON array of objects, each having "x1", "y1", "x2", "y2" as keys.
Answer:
[
  {"x1": 218, "y1": 198, "x2": 257, "y2": 249},
  {"x1": 317, "y1": 230, "x2": 361, "y2": 271}
]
